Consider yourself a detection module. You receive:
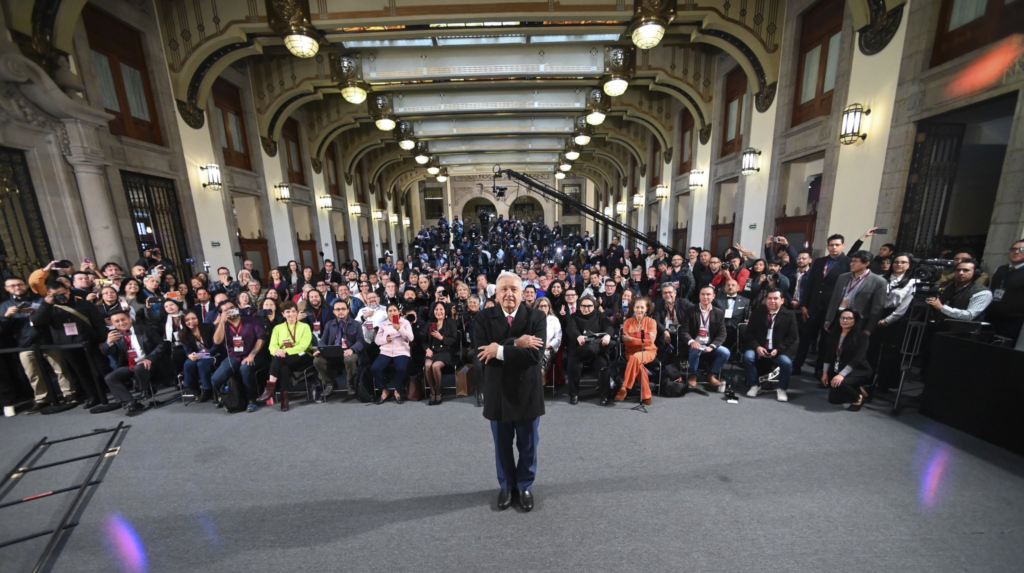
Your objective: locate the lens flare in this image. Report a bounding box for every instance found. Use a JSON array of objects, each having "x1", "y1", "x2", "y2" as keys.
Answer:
[
  {"x1": 920, "y1": 448, "x2": 949, "y2": 510},
  {"x1": 104, "y1": 513, "x2": 148, "y2": 573},
  {"x1": 947, "y1": 34, "x2": 1024, "y2": 99}
]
